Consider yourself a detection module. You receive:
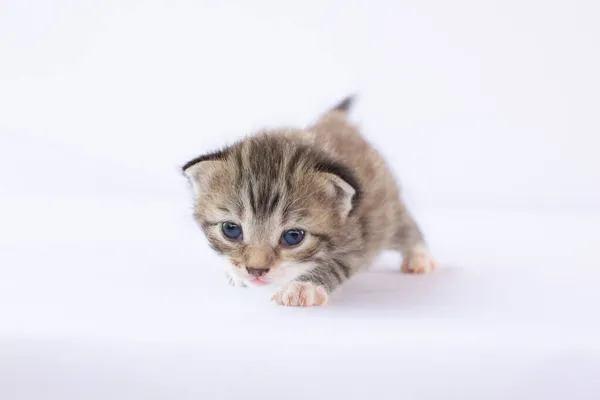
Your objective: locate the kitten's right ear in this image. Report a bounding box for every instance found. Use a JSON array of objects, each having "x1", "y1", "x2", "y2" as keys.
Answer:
[{"x1": 181, "y1": 149, "x2": 228, "y2": 196}]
